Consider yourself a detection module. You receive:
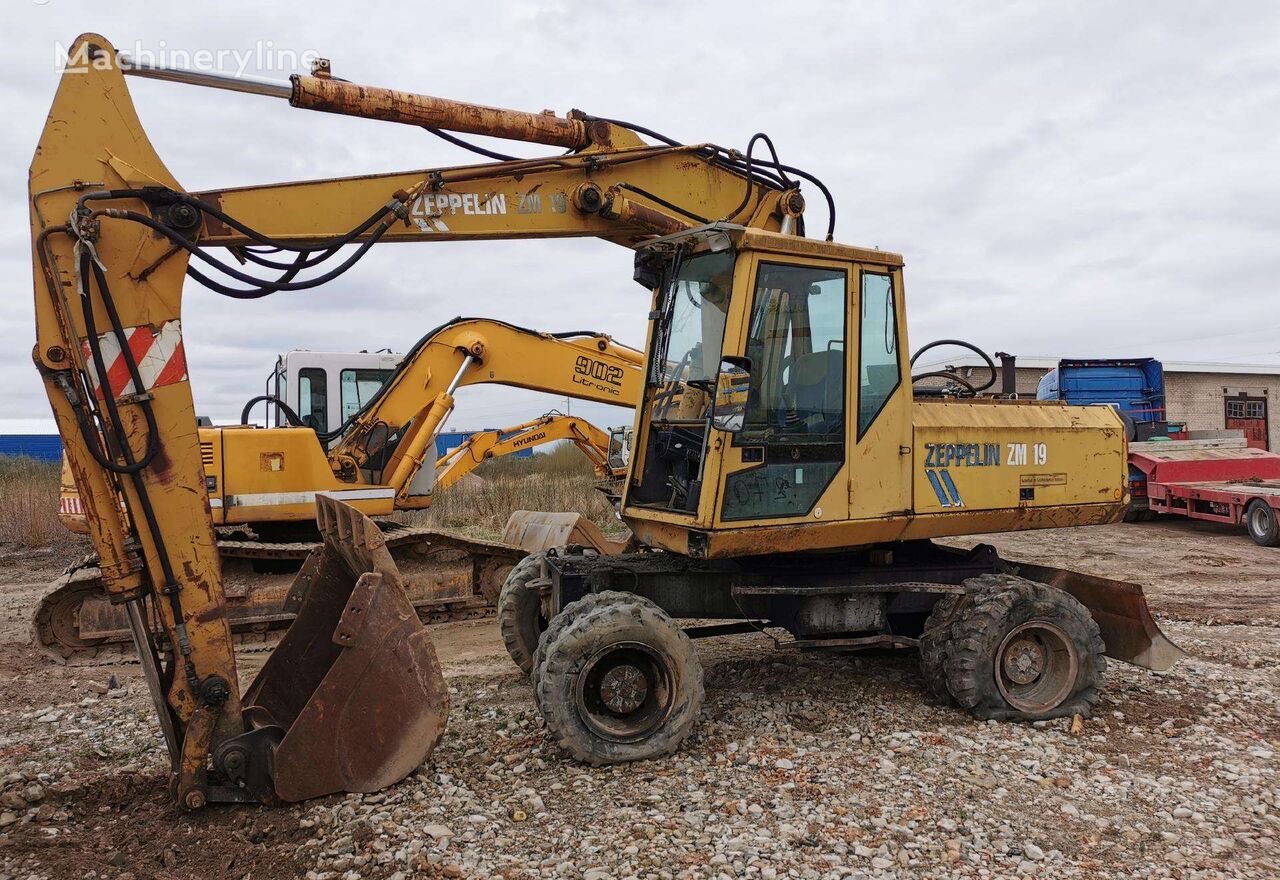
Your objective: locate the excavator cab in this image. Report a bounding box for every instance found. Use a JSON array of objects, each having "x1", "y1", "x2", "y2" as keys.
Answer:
[{"x1": 625, "y1": 224, "x2": 906, "y2": 537}]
